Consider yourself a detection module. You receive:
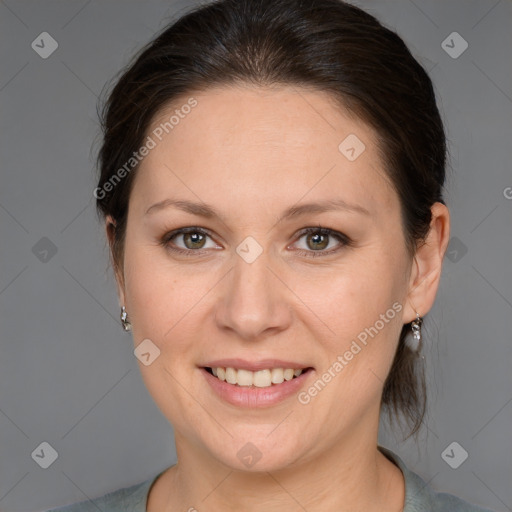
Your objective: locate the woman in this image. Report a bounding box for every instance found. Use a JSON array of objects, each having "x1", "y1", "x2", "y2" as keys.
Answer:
[{"x1": 47, "y1": 0, "x2": 494, "y2": 510}]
